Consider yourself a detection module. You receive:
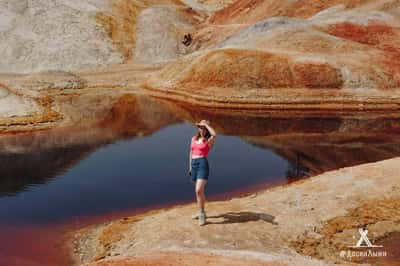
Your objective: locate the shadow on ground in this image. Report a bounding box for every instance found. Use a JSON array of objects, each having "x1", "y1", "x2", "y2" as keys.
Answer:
[{"x1": 206, "y1": 211, "x2": 278, "y2": 225}]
